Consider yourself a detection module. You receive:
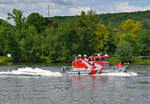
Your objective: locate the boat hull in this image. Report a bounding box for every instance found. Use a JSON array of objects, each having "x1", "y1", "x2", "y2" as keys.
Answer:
[
  {"x1": 61, "y1": 65, "x2": 128, "y2": 75},
  {"x1": 64, "y1": 67, "x2": 128, "y2": 75}
]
